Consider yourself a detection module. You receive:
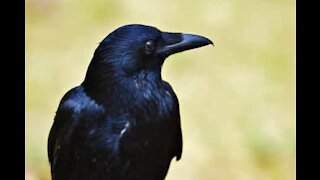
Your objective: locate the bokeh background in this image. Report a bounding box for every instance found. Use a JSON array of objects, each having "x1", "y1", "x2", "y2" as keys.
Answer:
[{"x1": 26, "y1": 0, "x2": 296, "y2": 179}]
